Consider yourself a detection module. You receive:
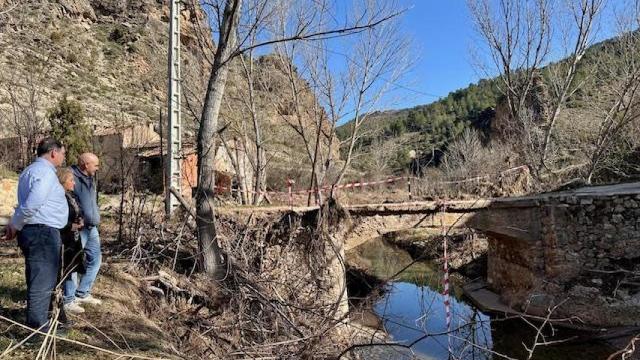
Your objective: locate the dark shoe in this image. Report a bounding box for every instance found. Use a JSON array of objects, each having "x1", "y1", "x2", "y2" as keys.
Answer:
[
  {"x1": 52, "y1": 327, "x2": 68, "y2": 338},
  {"x1": 24, "y1": 326, "x2": 68, "y2": 346},
  {"x1": 23, "y1": 336, "x2": 41, "y2": 347}
]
